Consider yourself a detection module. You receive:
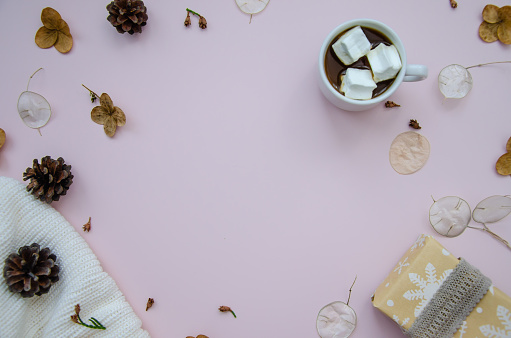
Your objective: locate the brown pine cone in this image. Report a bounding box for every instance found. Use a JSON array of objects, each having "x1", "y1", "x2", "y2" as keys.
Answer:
[
  {"x1": 107, "y1": 0, "x2": 148, "y2": 35},
  {"x1": 3, "y1": 243, "x2": 60, "y2": 298},
  {"x1": 23, "y1": 156, "x2": 73, "y2": 204}
]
